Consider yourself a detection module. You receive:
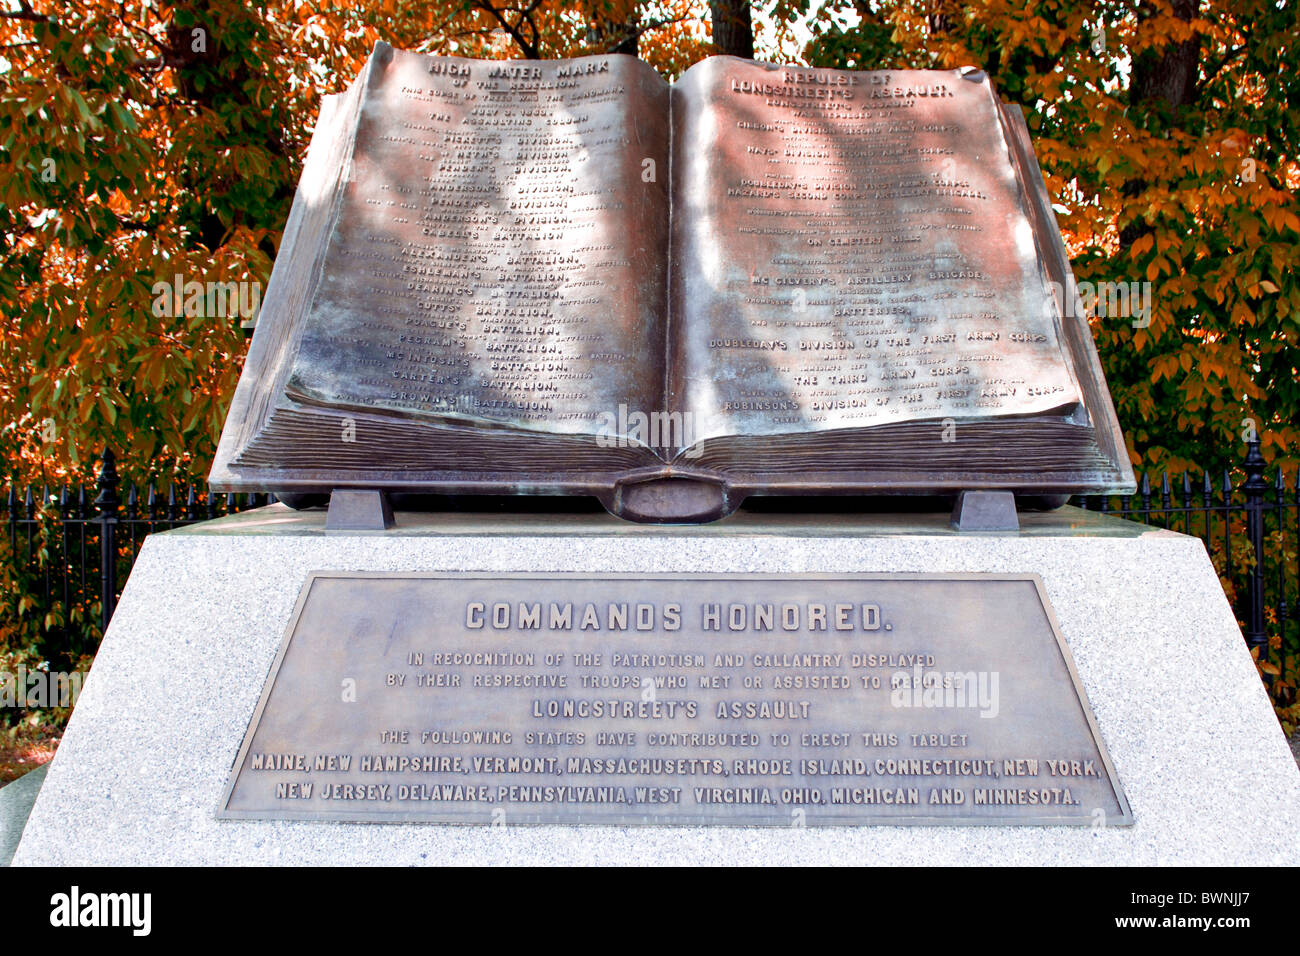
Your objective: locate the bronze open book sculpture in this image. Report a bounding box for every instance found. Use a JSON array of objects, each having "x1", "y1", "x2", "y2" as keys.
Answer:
[{"x1": 210, "y1": 43, "x2": 1135, "y2": 522}]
